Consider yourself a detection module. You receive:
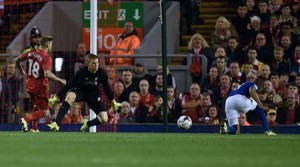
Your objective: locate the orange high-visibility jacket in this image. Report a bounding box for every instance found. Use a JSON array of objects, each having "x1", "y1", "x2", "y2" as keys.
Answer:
[{"x1": 109, "y1": 35, "x2": 140, "y2": 65}]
